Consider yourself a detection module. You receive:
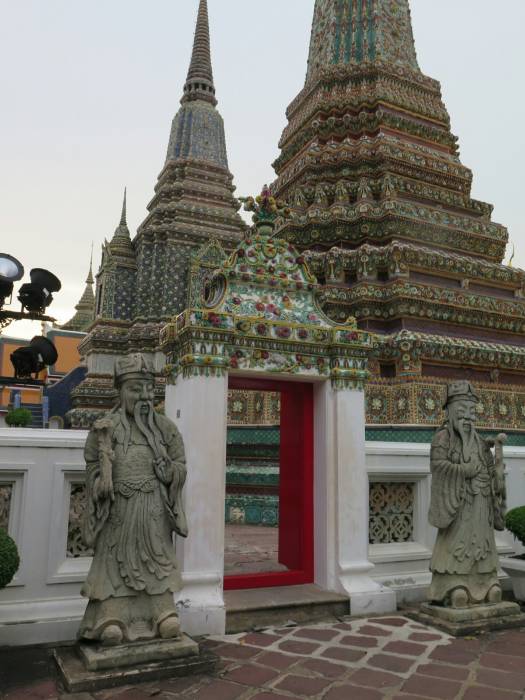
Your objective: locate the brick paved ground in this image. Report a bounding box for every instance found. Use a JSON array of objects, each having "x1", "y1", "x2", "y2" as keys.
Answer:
[{"x1": 3, "y1": 615, "x2": 525, "y2": 700}]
